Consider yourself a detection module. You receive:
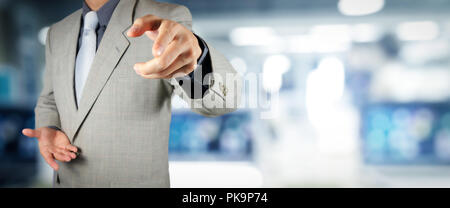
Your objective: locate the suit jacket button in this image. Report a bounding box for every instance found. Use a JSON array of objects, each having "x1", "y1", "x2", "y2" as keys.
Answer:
[{"x1": 220, "y1": 83, "x2": 227, "y2": 96}]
